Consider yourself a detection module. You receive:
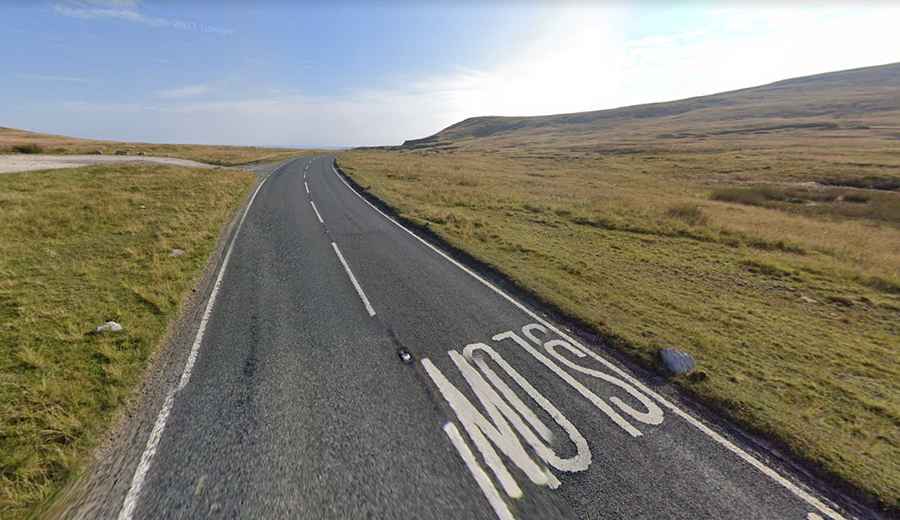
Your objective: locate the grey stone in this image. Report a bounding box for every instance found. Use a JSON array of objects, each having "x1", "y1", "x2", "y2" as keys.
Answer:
[
  {"x1": 170, "y1": 249, "x2": 185, "y2": 257},
  {"x1": 660, "y1": 348, "x2": 695, "y2": 374},
  {"x1": 95, "y1": 321, "x2": 123, "y2": 333}
]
